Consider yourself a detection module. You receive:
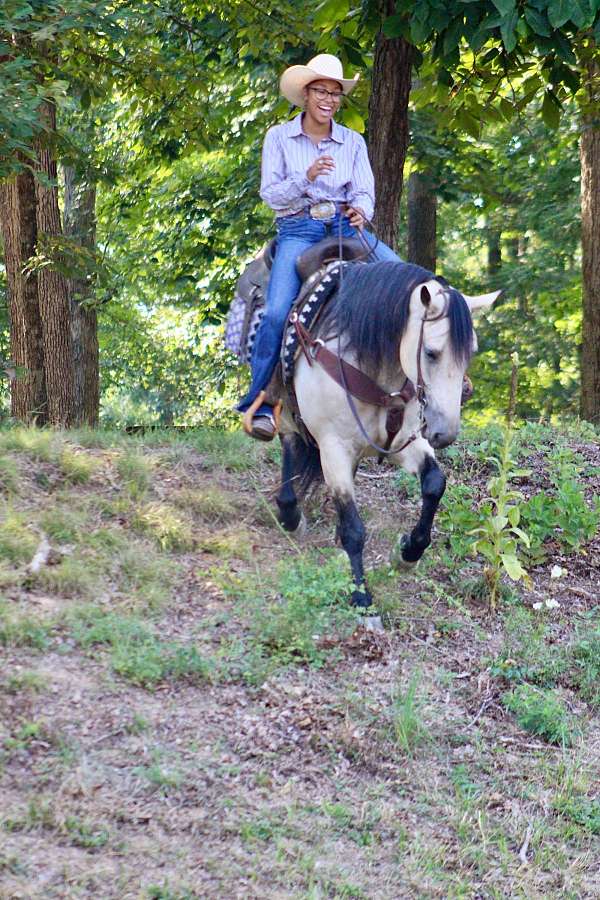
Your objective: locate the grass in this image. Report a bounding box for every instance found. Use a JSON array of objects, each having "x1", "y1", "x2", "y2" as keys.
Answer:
[
  {"x1": 391, "y1": 673, "x2": 429, "y2": 755},
  {"x1": 1, "y1": 422, "x2": 599, "y2": 899},
  {"x1": 131, "y1": 502, "x2": 194, "y2": 551},
  {"x1": 502, "y1": 683, "x2": 579, "y2": 746},
  {"x1": 69, "y1": 608, "x2": 218, "y2": 687},
  {"x1": 0, "y1": 508, "x2": 38, "y2": 564}
]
